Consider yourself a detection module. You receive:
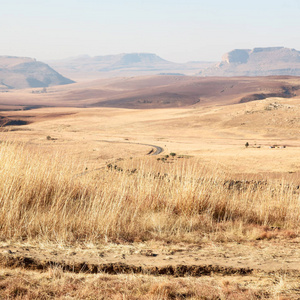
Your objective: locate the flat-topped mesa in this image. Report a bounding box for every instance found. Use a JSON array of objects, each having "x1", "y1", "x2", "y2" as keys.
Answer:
[
  {"x1": 248, "y1": 47, "x2": 300, "y2": 64},
  {"x1": 200, "y1": 47, "x2": 300, "y2": 76},
  {"x1": 46, "y1": 53, "x2": 216, "y2": 79},
  {"x1": 118, "y1": 53, "x2": 169, "y2": 64},
  {"x1": 251, "y1": 46, "x2": 285, "y2": 53},
  {"x1": 0, "y1": 56, "x2": 74, "y2": 89},
  {"x1": 99, "y1": 53, "x2": 173, "y2": 71}
]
